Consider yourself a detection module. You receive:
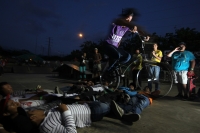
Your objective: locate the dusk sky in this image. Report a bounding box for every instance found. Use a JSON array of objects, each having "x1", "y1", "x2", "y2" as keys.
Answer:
[{"x1": 1, "y1": 0, "x2": 200, "y2": 56}]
